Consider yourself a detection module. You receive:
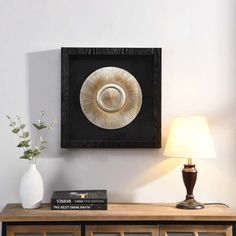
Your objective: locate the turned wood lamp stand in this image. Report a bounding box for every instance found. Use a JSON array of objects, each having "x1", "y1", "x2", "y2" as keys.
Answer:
[
  {"x1": 164, "y1": 116, "x2": 216, "y2": 210},
  {"x1": 177, "y1": 158, "x2": 203, "y2": 209}
]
